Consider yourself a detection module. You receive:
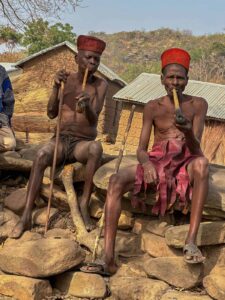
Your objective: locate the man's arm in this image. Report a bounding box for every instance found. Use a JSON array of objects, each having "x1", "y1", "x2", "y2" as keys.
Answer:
[
  {"x1": 47, "y1": 85, "x2": 60, "y2": 119},
  {"x1": 177, "y1": 98, "x2": 208, "y2": 154},
  {"x1": 137, "y1": 102, "x2": 153, "y2": 163},
  {"x1": 47, "y1": 70, "x2": 70, "y2": 119},
  {"x1": 0, "y1": 66, "x2": 15, "y2": 124},
  {"x1": 77, "y1": 79, "x2": 108, "y2": 125},
  {"x1": 137, "y1": 101, "x2": 158, "y2": 183}
]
